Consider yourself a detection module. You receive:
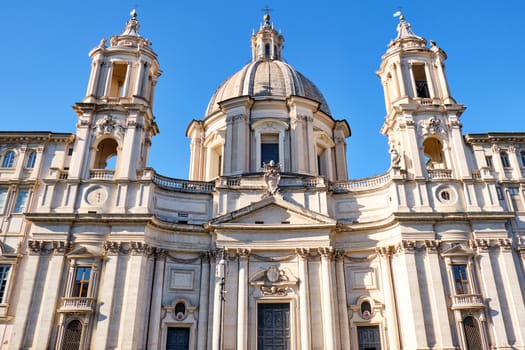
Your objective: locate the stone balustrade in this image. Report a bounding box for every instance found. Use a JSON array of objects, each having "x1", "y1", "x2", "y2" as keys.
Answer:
[
  {"x1": 152, "y1": 172, "x2": 214, "y2": 193},
  {"x1": 427, "y1": 168, "x2": 452, "y2": 179},
  {"x1": 89, "y1": 169, "x2": 115, "y2": 180},
  {"x1": 58, "y1": 297, "x2": 96, "y2": 313},
  {"x1": 450, "y1": 294, "x2": 484, "y2": 310},
  {"x1": 330, "y1": 173, "x2": 391, "y2": 193}
]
